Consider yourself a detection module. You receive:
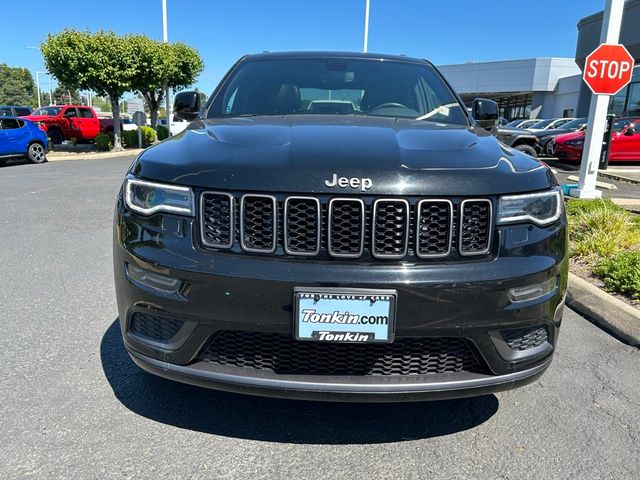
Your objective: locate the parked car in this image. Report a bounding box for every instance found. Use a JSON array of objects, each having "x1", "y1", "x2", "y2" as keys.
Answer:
[
  {"x1": 158, "y1": 116, "x2": 187, "y2": 135},
  {"x1": 0, "y1": 117, "x2": 48, "y2": 164},
  {"x1": 22, "y1": 105, "x2": 118, "y2": 144},
  {"x1": 553, "y1": 117, "x2": 640, "y2": 162},
  {"x1": 527, "y1": 118, "x2": 575, "y2": 132},
  {"x1": 0, "y1": 105, "x2": 33, "y2": 117},
  {"x1": 535, "y1": 117, "x2": 588, "y2": 156},
  {"x1": 494, "y1": 125, "x2": 540, "y2": 157},
  {"x1": 114, "y1": 51, "x2": 567, "y2": 402},
  {"x1": 505, "y1": 119, "x2": 540, "y2": 129}
]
